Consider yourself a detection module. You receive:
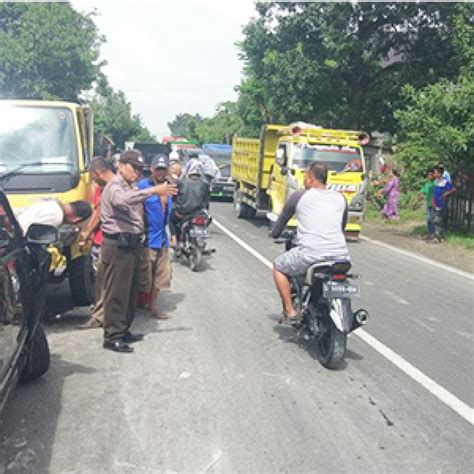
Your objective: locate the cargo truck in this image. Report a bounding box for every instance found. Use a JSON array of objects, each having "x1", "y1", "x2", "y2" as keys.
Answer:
[
  {"x1": 0, "y1": 100, "x2": 95, "y2": 305},
  {"x1": 231, "y1": 123, "x2": 369, "y2": 238}
]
